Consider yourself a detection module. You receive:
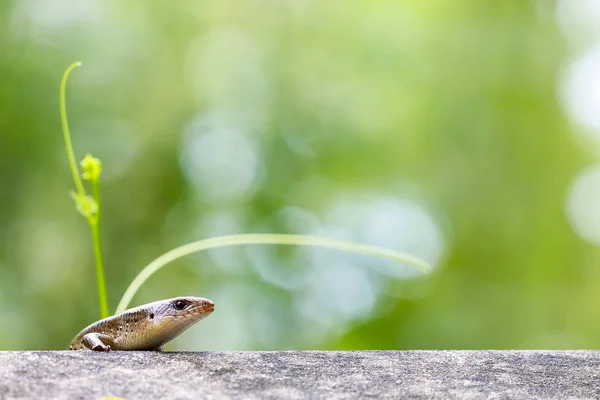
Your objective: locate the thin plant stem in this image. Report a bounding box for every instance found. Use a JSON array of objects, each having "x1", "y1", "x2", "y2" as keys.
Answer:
[
  {"x1": 59, "y1": 61, "x2": 85, "y2": 196},
  {"x1": 60, "y1": 61, "x2": 109, "y2": 319},
  {"x1": 115, "y1": 234, "x2": 432, "y2": 314},
  {"x1": 90, "y1": 180, "x2": 108, "y2": 318},
  {"x1": 92, "y1": 179, "x2": 101, "y2": 221},
  {"x1": 90, "y1": 221, "x2": 109, "y2": 318}
]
